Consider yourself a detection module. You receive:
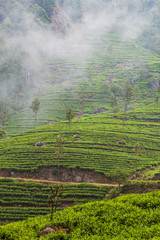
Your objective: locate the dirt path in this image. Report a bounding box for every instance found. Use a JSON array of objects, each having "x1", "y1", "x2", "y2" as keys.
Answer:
[{"x1": 4, "y1": 177, "x2": 119, "y2": 187}]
